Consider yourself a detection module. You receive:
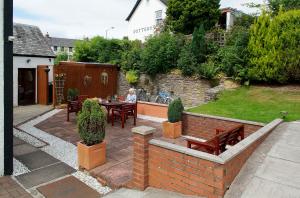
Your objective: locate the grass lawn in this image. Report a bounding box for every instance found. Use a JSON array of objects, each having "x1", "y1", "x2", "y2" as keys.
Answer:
[{"x1": 187, "y1": 86, "x2": 300, "y2": 123}]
